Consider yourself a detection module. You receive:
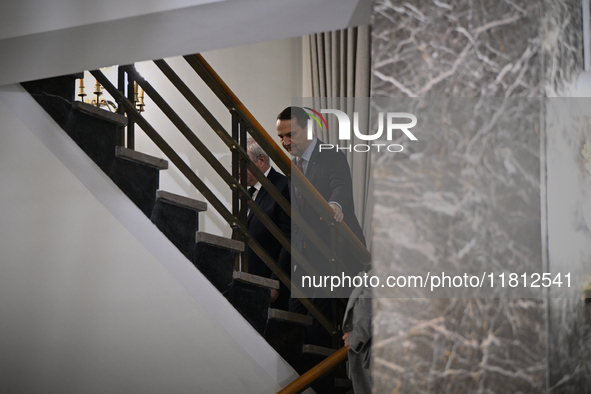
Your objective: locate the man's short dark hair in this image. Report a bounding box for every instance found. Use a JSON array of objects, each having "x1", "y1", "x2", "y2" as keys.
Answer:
[{"x1": 277, "y1": 106, "x2": 309, "y2": 129}]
